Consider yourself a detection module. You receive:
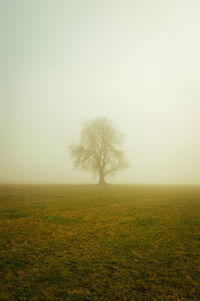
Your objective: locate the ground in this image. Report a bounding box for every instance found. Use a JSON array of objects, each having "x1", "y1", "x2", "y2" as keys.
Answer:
[{"x1": 0, "y1": 184, "x2": 200, "y2": 300}]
